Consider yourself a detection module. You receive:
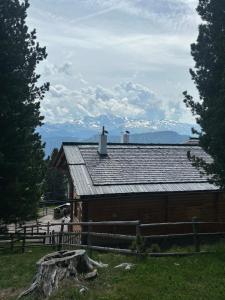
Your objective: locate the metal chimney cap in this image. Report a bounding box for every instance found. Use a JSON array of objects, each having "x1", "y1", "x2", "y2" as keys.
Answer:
[
  {"x1": 102, "y1": 126, "x2": 108, "y2": 135},
  {"x1": 99, "y1": 126, "x2": 108, "y2": 155}
]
